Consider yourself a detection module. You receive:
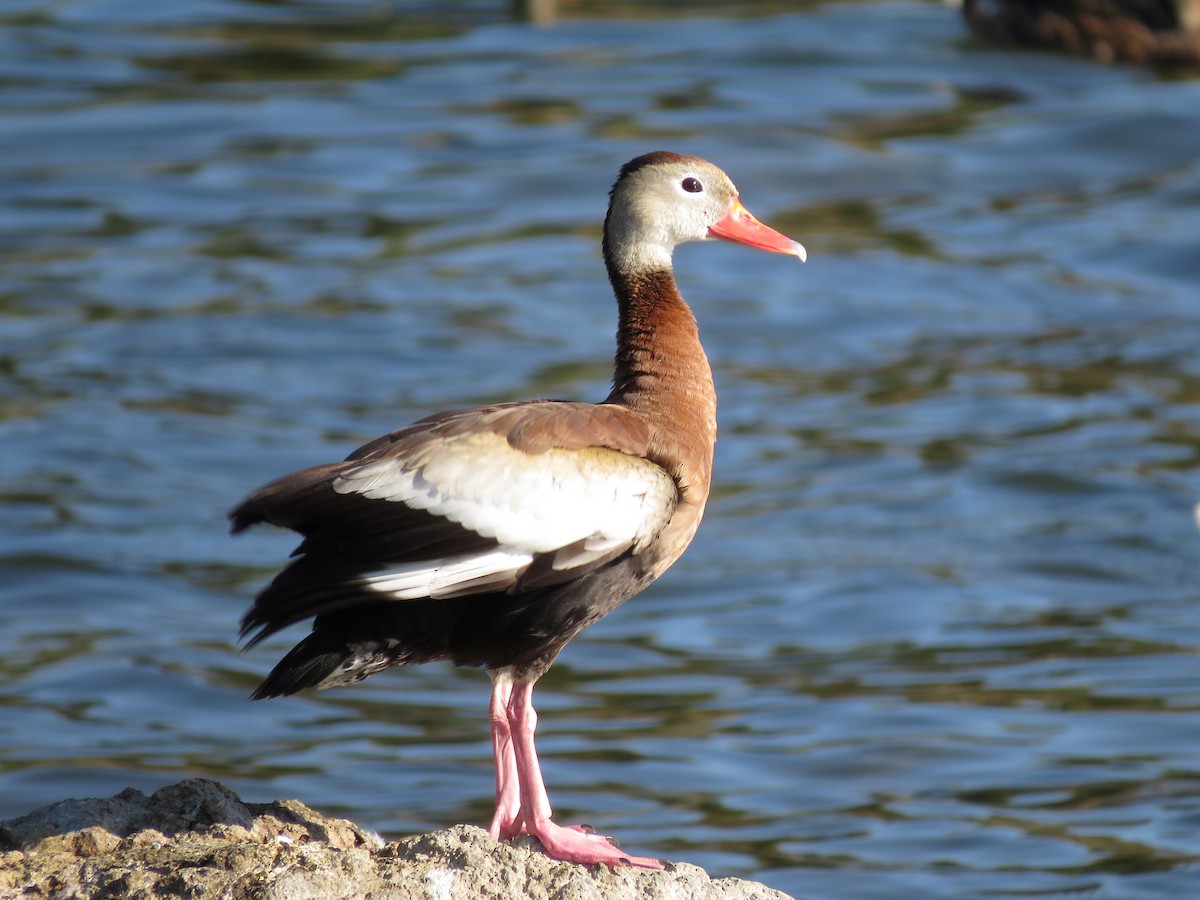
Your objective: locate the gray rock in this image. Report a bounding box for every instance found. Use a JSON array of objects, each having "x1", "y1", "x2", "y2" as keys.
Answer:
[{"x1": 0, "y1": 779, "x2": 793, "y2": 899}]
